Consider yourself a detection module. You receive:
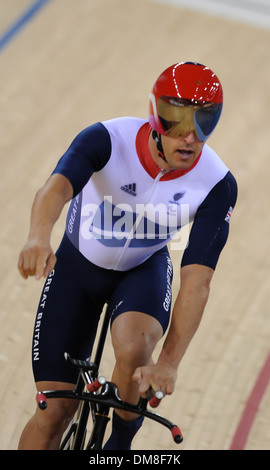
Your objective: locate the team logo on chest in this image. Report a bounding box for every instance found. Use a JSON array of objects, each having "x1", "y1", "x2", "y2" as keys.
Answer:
[
  {"x1": 168, "y1": 191, "x2": 185, "y2": 215},
  {"x1": 121, "y1": 183, "x2": 137, "y2": 196}
]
